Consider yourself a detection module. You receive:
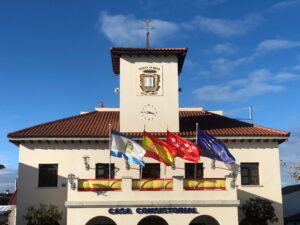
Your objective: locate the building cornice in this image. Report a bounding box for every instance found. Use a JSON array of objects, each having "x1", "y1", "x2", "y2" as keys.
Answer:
[
  {"x1": 65, "y1": 200, "x2": 240, "y2": 208},
  {"x1": 9, "y1": 135, "x2": 288, "y2": 143}
]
